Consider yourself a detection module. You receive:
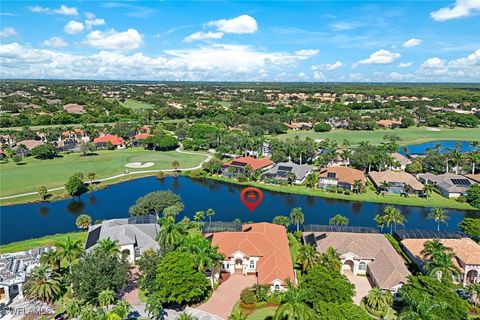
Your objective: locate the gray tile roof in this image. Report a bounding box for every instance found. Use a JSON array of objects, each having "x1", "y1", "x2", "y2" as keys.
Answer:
[
  {"x1": 262, "y1": 161, "x2": 313, "y2": 180},
  {"x1": 86, "y1": 215, "x2": 160, "y2": 254},
  {"x1": 419, "y1": 173, "x2": 476, "y2": 194}
]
